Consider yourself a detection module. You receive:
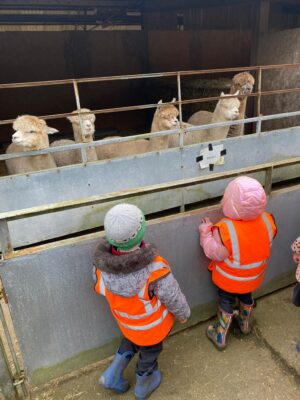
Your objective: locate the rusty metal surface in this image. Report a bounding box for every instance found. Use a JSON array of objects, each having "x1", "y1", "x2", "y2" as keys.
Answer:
[{"x1": 1, "y1": 62, "x2": 300, "y2": 90}]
